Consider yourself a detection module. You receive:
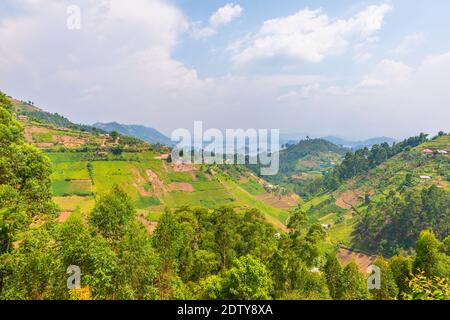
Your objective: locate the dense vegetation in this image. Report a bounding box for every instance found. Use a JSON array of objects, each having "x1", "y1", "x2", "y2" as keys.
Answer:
[
  {"x1": 323, "y1": 134, "x2": 430, "y2": 190},
  {"x1": 354, "y1": 185, "x2": 450, "y2": 255},
  {"x1": 13, "y1": 100, "x2": 101, "y2": 135},
  {"x1": 1, "y1": 91, "x2": 449, "y2": 300},
  {"x1": 248, "y1": 139, "x2": 348, "y2": 199}
]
